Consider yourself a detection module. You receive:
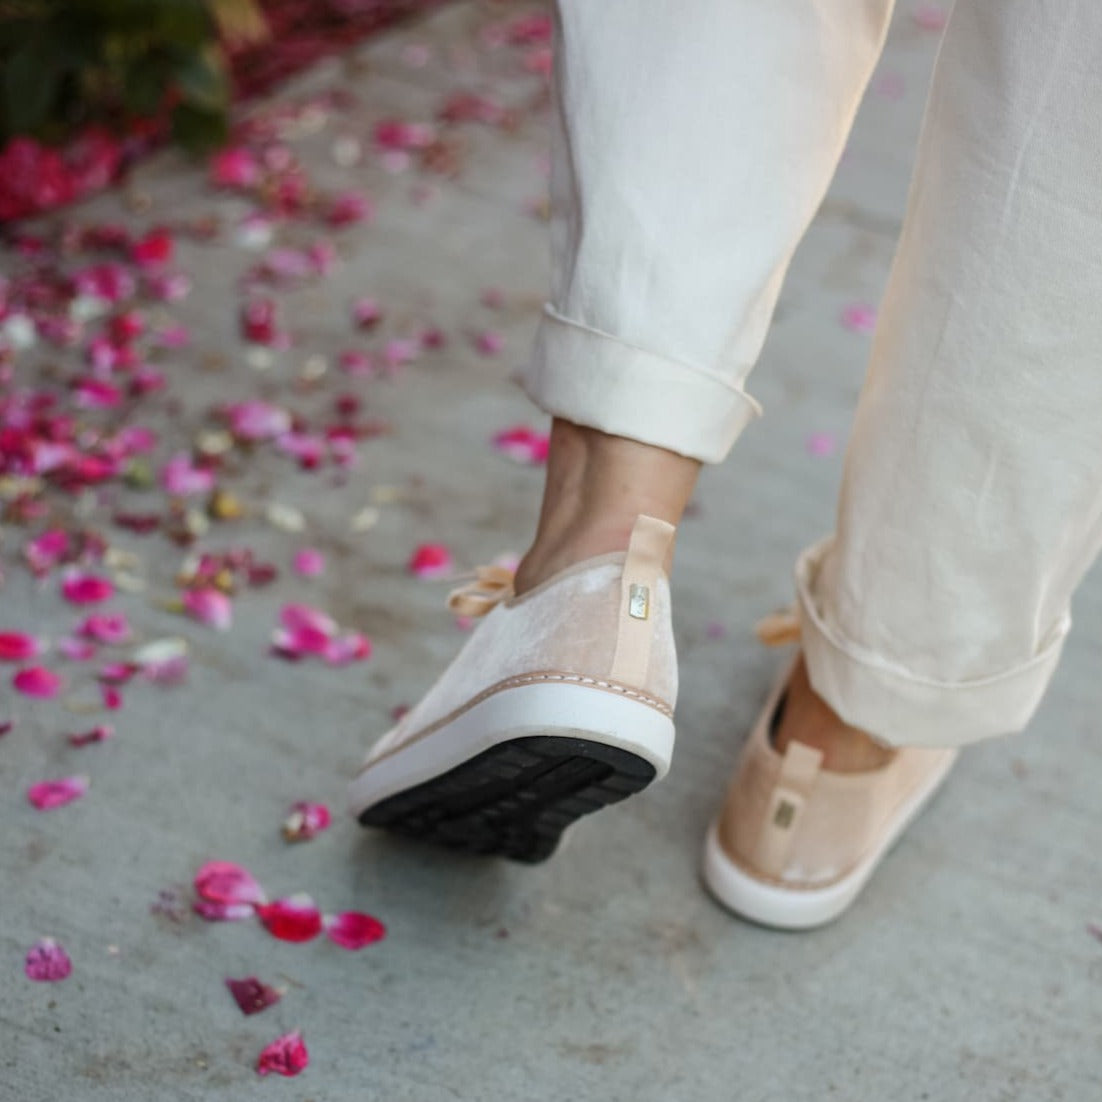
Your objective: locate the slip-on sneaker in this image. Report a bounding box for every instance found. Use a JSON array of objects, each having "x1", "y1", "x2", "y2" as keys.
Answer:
[
  {"x1": 703, "y1": 645, "x2": 957, "y2": 929},
  {"x1": 348, "y1": 515, "x2": 678, "y2": 863}
]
